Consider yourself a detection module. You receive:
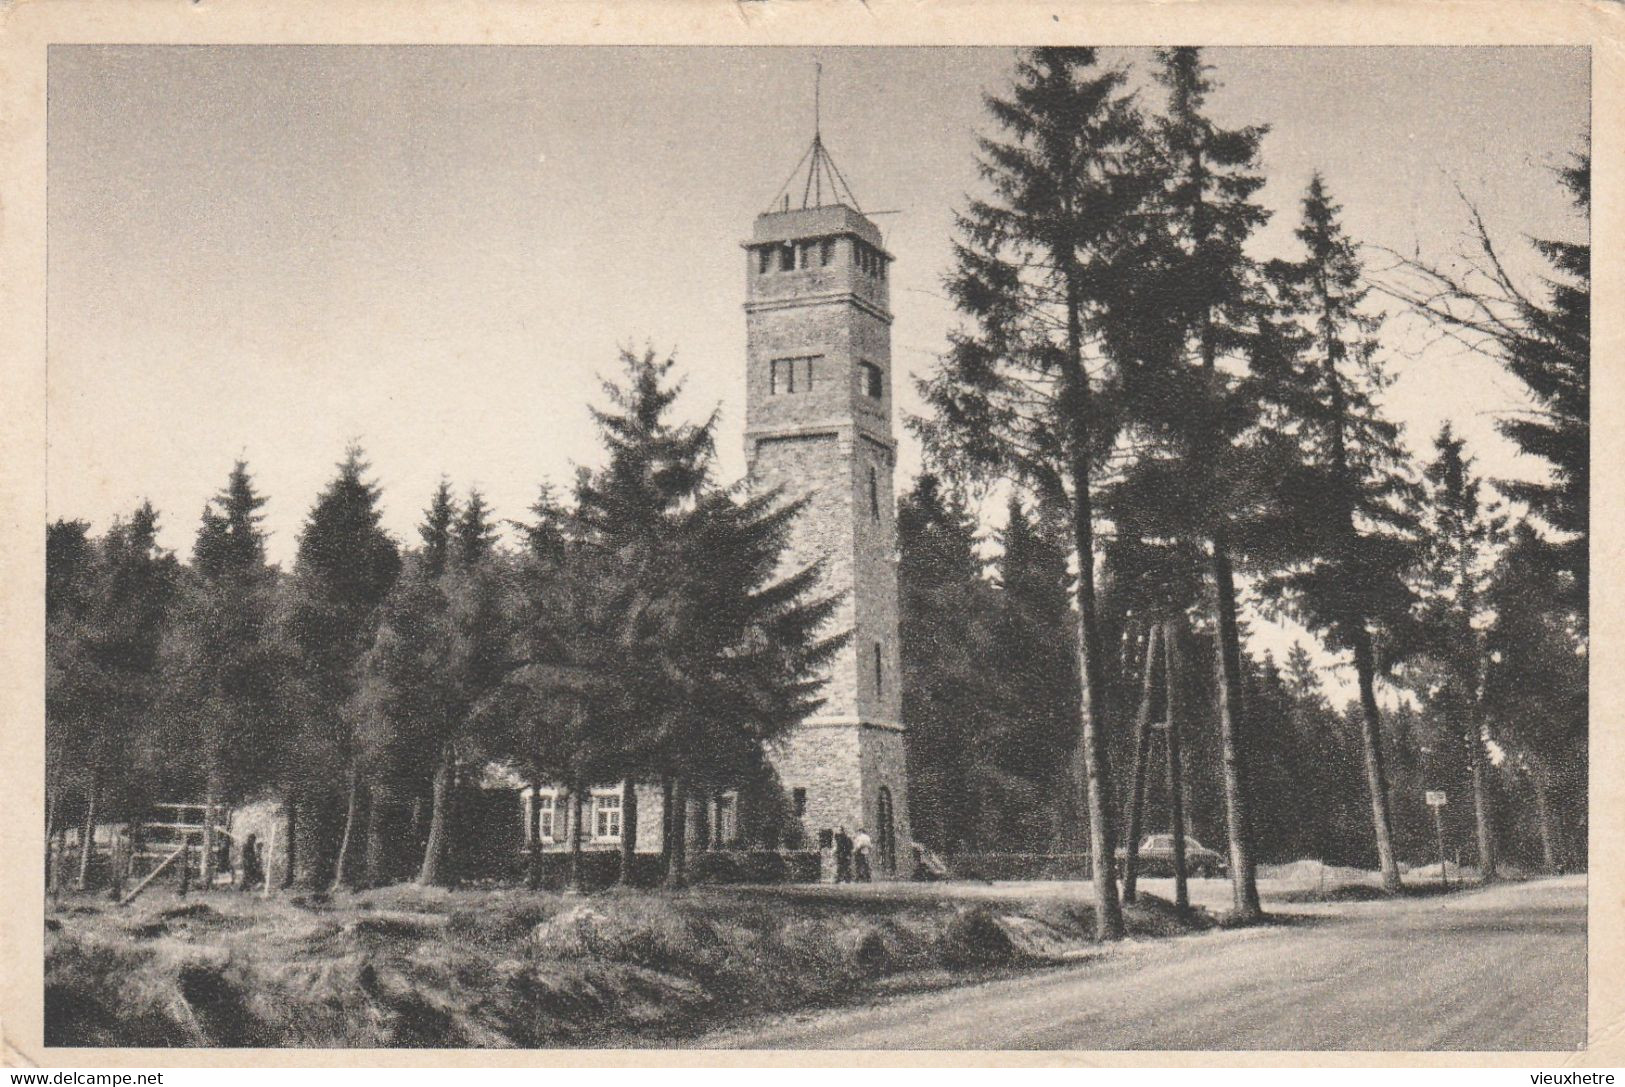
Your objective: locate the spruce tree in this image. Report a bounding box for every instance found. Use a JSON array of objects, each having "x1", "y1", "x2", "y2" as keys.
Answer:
[
  {"x1": 1484, "y1": 520, "x2": 1586, "y2": 872},
  {"x1": 420, "y1": 478, "x2": 455, "y2": 579},
  {"x1": 571, "y1": 348, "x2": 719, "y2": 884},
  {"x1": 277, "y1": 445, "x2": 400, "y2": 889},
  {"x1": 161, "y1": 461, "x2": 281, "y2": 886},
  {"x1": 897, "y1": 475, "x2": 1000, "y2": 854},
  {"x1": 1256, "y1": 175, "x2": 1420, "y2": 892},
  {"x1": 1131, "y1": 47, "x2": 1275, "y2": 919},
  {"x1": 504, "y1": 349, "x2": 843, "y2": 888},
  {"x1": 46, "y1": 519, "x2": 100, "y2": 878},
  {"x1": 917, "y1": 47, "x2": 1148, "y2": 939},
  {"x1": 994, "y1": 497, "x2": 1081, "y2": 850},
  {"x1": 1399, "y1": 424, "x2": 1506, "y2": 881},
  {"x1": 59, "y1": 503, "x2": 177, "y2": 887}
]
